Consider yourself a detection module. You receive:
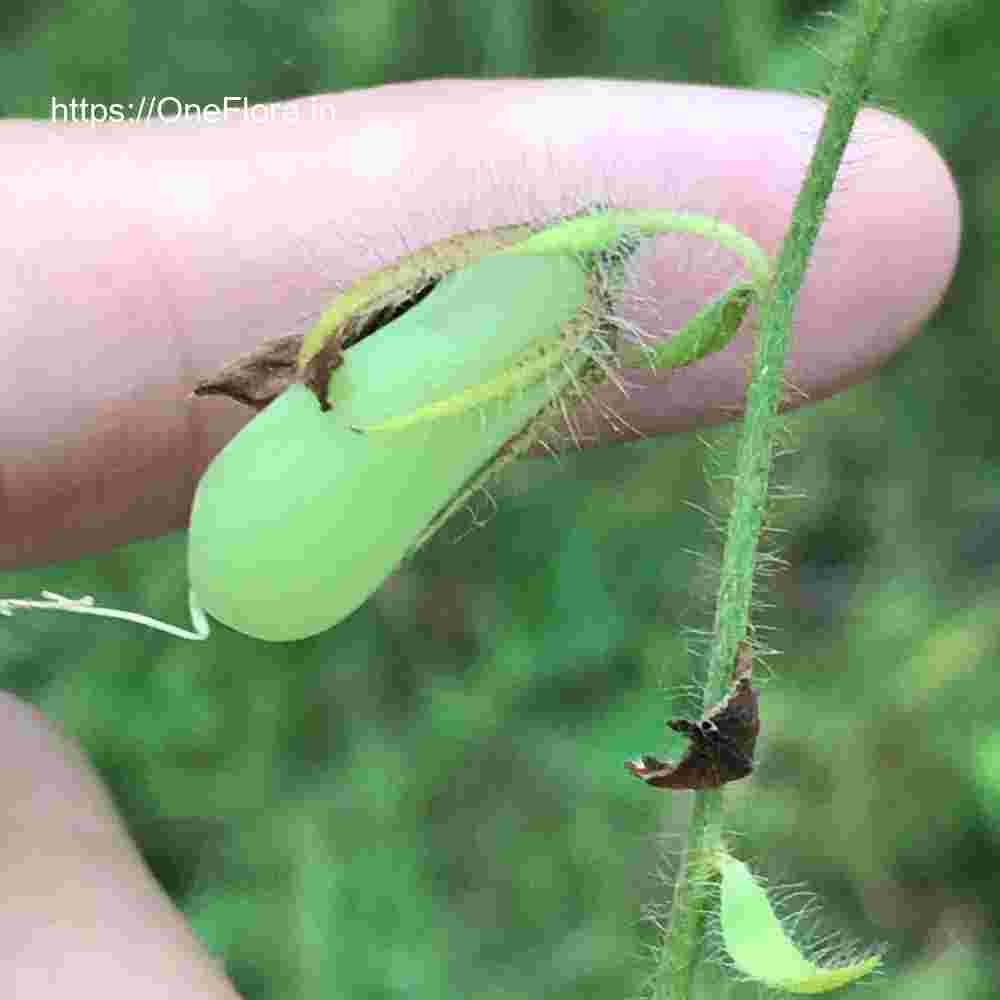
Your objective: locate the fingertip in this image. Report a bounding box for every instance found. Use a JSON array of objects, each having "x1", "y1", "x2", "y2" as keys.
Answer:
[
  {"x1": 783, "y1": 104, "x2": 960, "y2": 401},
  {"x1": 593, "y1": 96, "x2": 961, "y2": 434}
]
